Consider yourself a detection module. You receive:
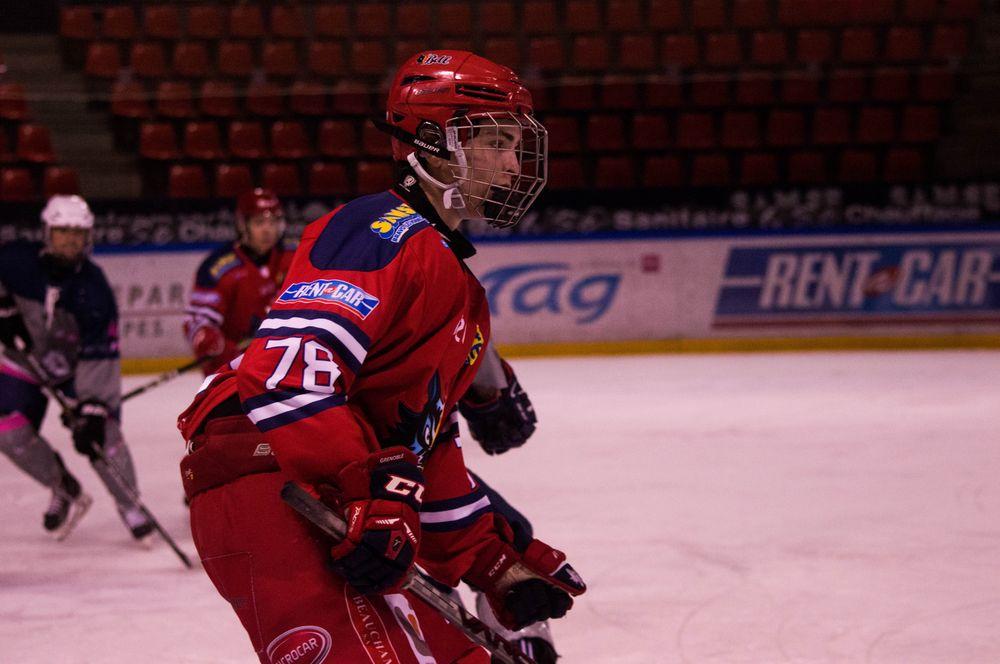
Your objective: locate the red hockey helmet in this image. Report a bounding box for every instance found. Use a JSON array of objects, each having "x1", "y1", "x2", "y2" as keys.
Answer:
[
  {"x1": 235, "y1": 188, "x2": 286, "y2": 244},
  {"x1": 380, "y1": 50, "x2": 547, "y2": 229}
]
